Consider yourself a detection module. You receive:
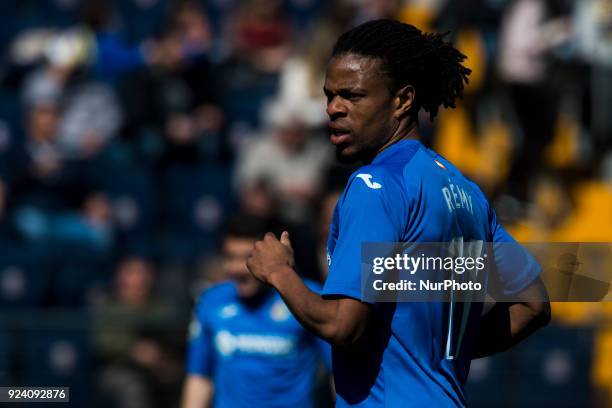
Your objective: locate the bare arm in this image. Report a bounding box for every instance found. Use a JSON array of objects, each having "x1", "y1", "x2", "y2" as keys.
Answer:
[
  {"x1": 181, "y1": 375, "x2": 213, "y2": 408},
  {"x1": 473, "y1": 278, "x2": 551, "y2": 359},
  {"x1": 247, "y1": 232, "x2": 371, "y2": 346},
  {"x1": 269, "y1": 264, "x2": 371, "y2": 345}
]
